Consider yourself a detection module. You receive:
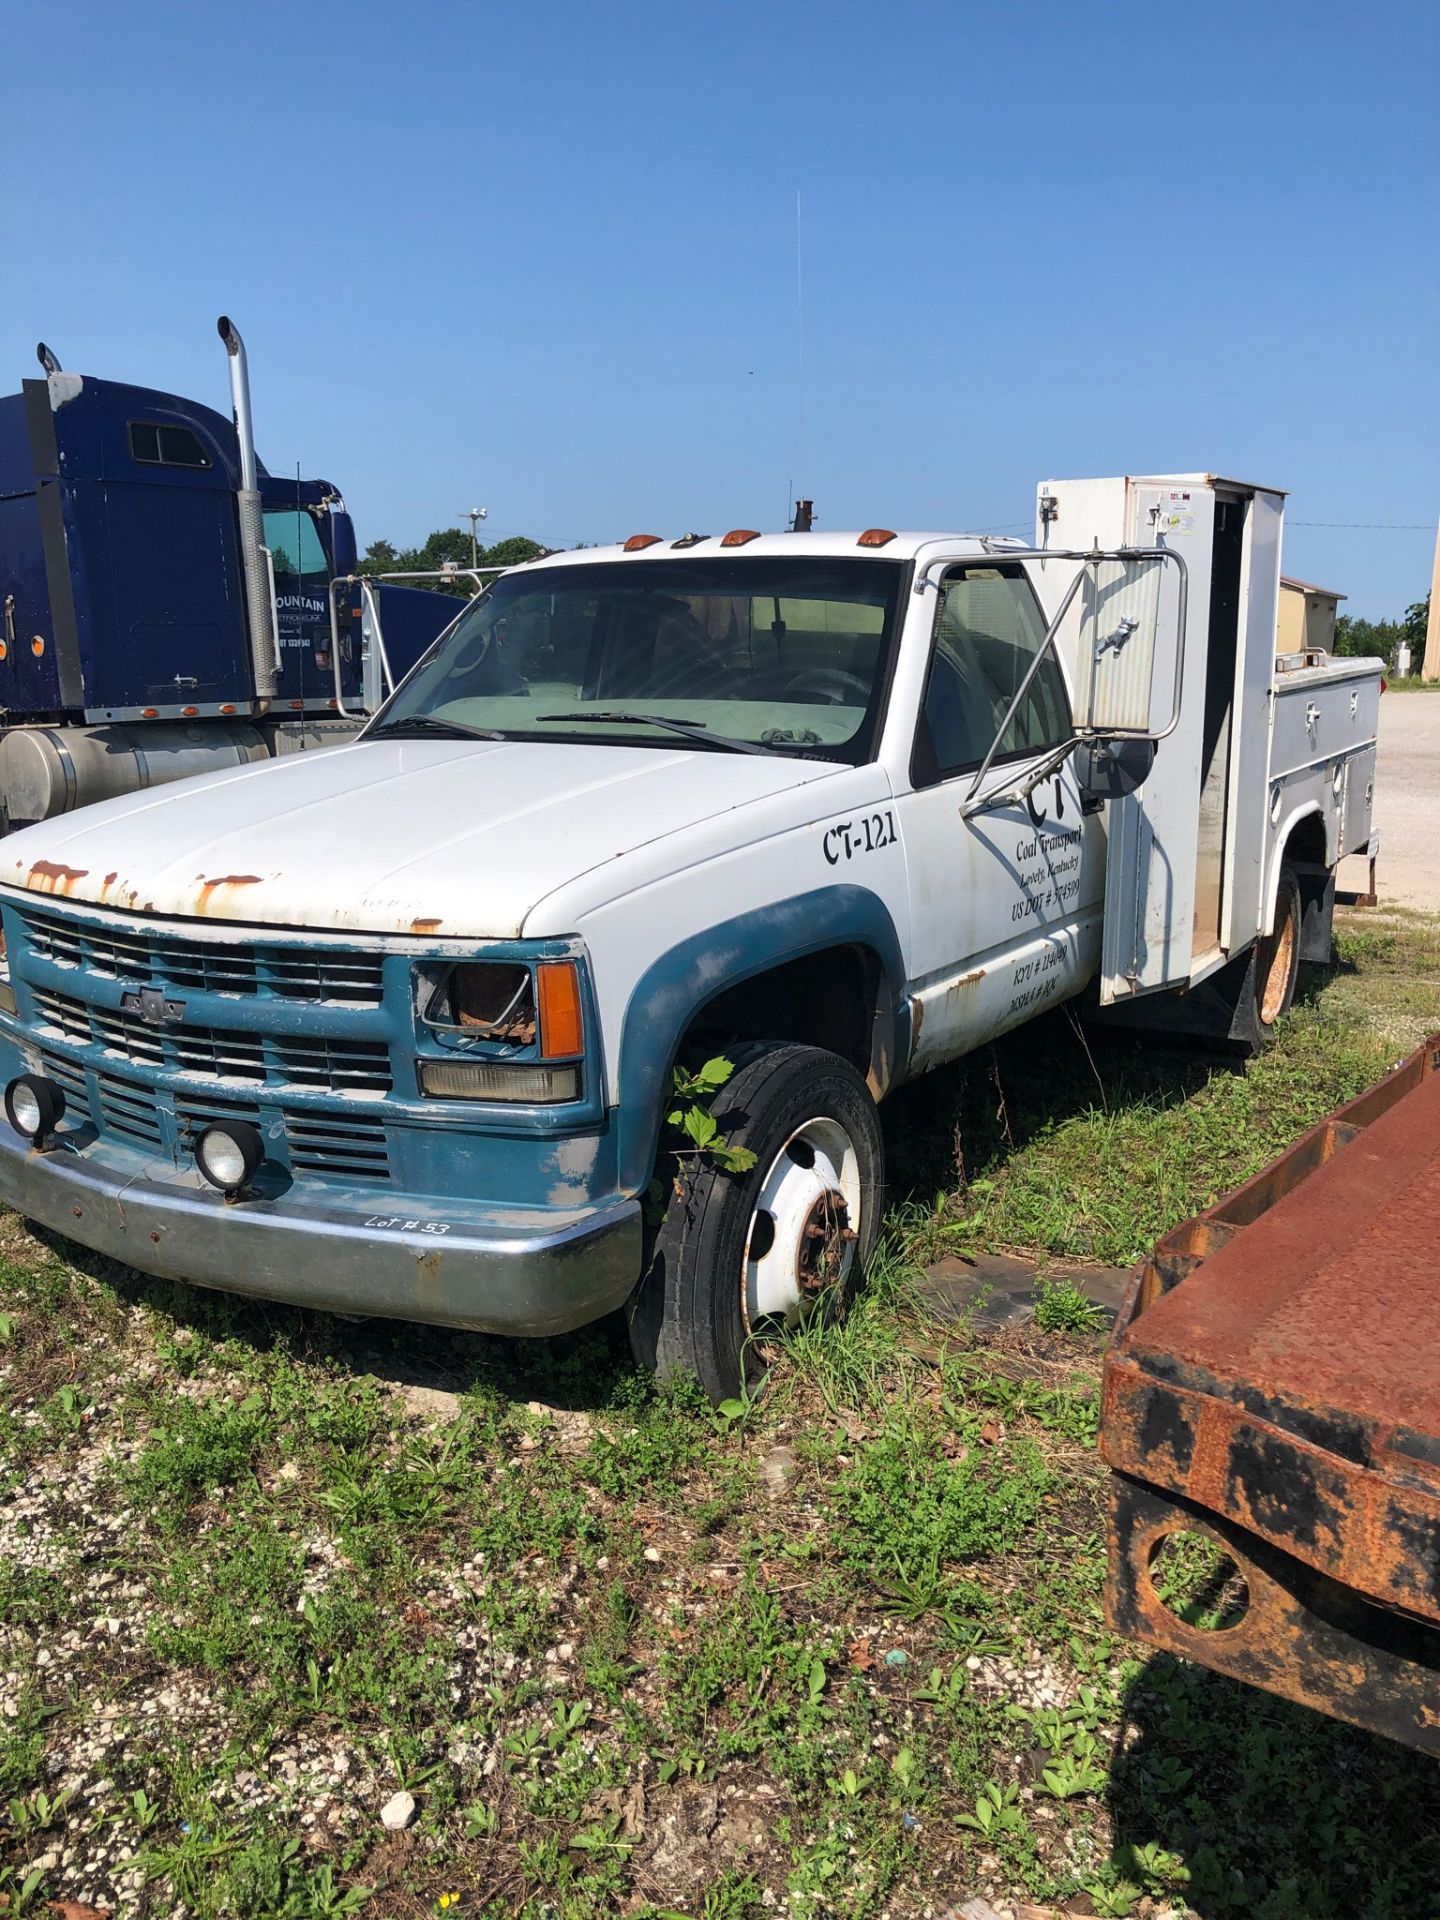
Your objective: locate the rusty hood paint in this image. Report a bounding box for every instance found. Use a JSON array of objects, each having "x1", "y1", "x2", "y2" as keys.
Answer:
[{"x1": 0, "y1": 738, "x2": 847, "y2": 938}]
